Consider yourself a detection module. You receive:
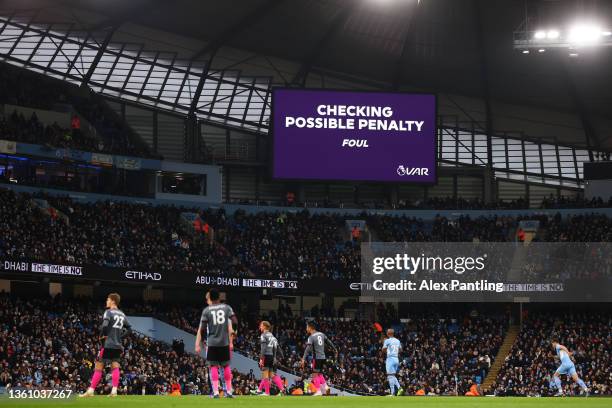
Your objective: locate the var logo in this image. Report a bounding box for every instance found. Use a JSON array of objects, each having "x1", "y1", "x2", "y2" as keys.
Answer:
[{"x1": 397, "y1": 165, "x2": 429, "y2": 176}]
